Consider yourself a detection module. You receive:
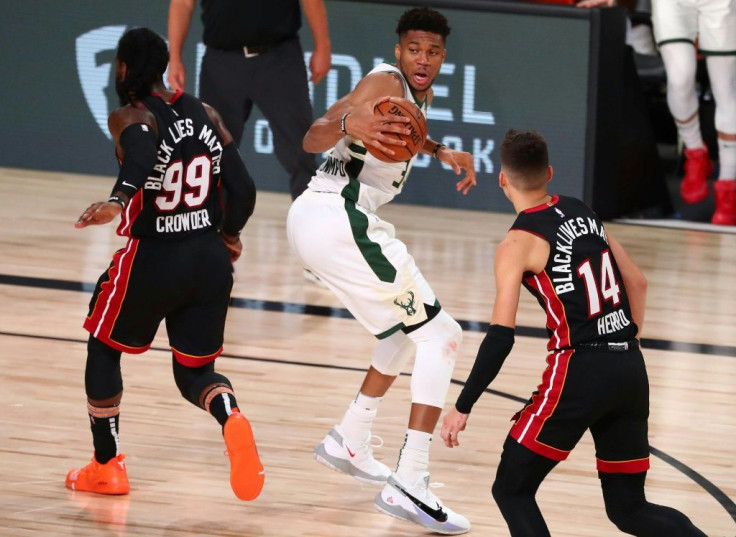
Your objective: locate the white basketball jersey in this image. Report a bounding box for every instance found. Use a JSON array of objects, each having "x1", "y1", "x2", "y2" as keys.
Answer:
[{"x1": 308, "y1": 63, "x2": 428, "y2": 212}]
